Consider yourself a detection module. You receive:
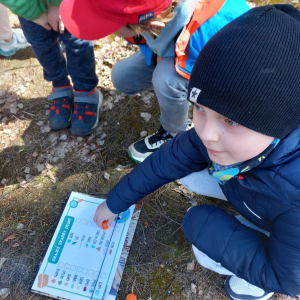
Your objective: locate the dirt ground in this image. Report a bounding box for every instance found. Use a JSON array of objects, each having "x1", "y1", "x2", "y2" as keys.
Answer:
[{"x1": 0, "y1": 1, "x2": 300, "y2": 299}]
